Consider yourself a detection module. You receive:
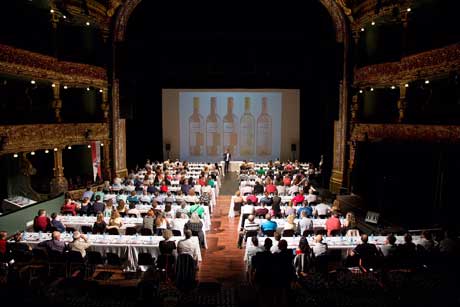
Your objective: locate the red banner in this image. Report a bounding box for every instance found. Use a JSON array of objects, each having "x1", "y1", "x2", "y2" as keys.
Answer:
[{"x1": 91, "y1": 141, "x2": 101, "y2": 182}]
